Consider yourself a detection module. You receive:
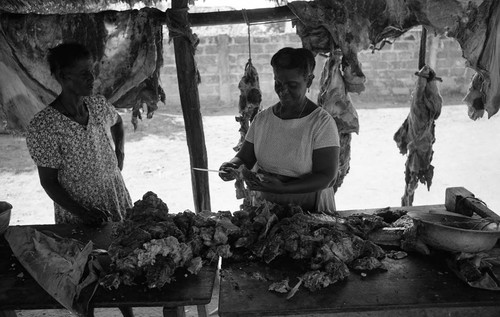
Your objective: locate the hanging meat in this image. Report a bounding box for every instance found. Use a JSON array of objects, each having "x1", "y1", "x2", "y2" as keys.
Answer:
[
  {"x1": 0, "y1": 8, "x2": 164, "y2": 132},
  {"x1": 318, "y1": 49, "x2": 359, "y2": 134},
  {"x1": 394, "y1": 65, "x2": 442, "y2": 206},
  {"x1": 461, "y1": 0, "x2": 500, "y2": 119},
  {"x1": 317, "y1": 49, "x2": 360, "y2": 191},
  {"x1": 233, "y1": 59, "x2": 262, "y2": 152},
  {"x1": 288, "y1": 0, "x2": 500, "y2": 121}
]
